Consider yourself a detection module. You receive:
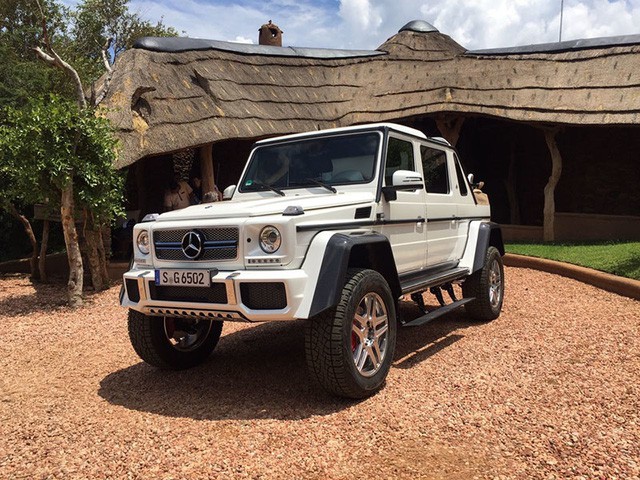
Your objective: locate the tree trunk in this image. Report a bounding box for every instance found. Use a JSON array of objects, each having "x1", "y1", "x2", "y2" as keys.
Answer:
[
  {"x1": 38, "y1": 220, "x2": 50, "y2": 283},
  {"x1": 8, "y1": 203, "x2": 39, "y2": 280},
  {"x1": 61, "y1": 184, "x2": 83, "y2": 307},
  {"x1": 543, "y1": 129, "x2": 563, "y2": 242},
  {"x1": 83, "y1": 210, "x2": 109, "y2": 291}
]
